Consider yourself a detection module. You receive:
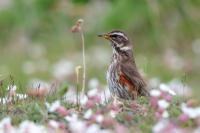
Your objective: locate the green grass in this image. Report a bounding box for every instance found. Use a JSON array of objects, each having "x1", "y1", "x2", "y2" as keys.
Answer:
[{"x1": 0, "y1": 83, "x2": 183, "y2": 128}]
